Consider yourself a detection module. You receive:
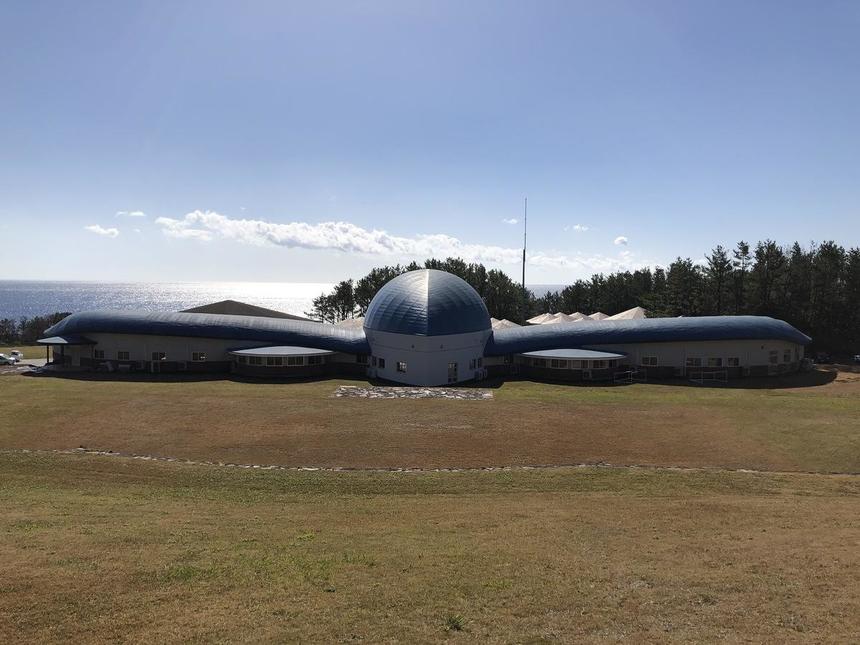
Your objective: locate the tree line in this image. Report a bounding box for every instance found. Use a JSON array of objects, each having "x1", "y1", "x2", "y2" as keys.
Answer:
[
  {"x1": 0, "y1": 312, "x2": 71, "y2": 345},
  {"x1": 306, "y1": 258, "x2": 528, "y2": 324},
  {"x1": 306, "y1": 240, "x2": 860, "y2": 353}
]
